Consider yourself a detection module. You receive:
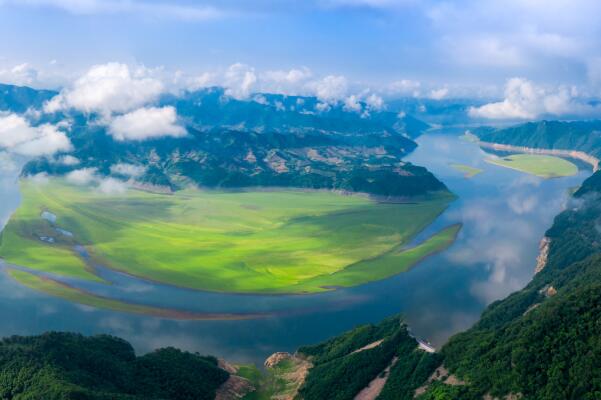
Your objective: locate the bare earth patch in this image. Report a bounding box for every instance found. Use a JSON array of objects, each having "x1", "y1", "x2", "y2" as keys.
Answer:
[{"x1": 354, "y1": 356, "x2": 399, "y2": 400}]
